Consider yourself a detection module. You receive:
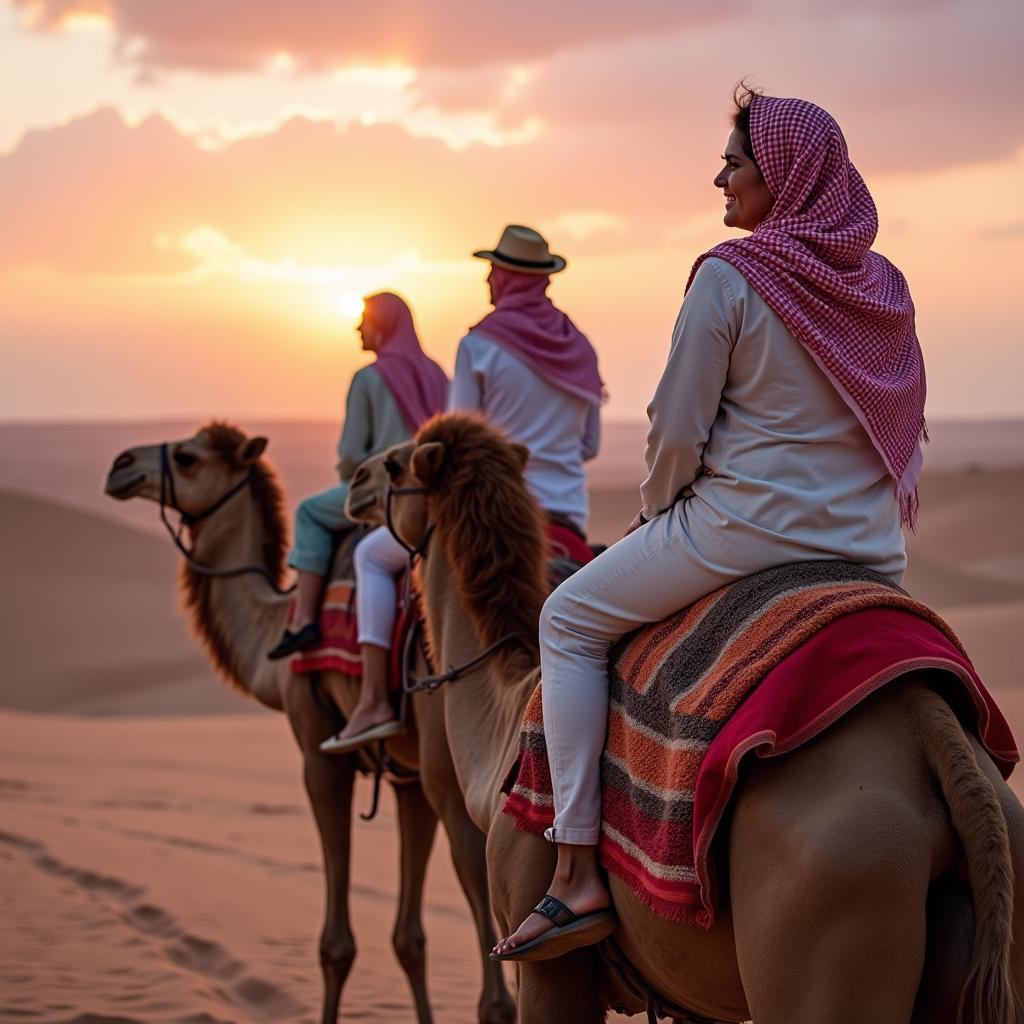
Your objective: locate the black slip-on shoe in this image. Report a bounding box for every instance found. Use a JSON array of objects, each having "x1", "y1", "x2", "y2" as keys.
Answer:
[{"x1": 267, "y1": 622, "x2": 322, "y2": 660}]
